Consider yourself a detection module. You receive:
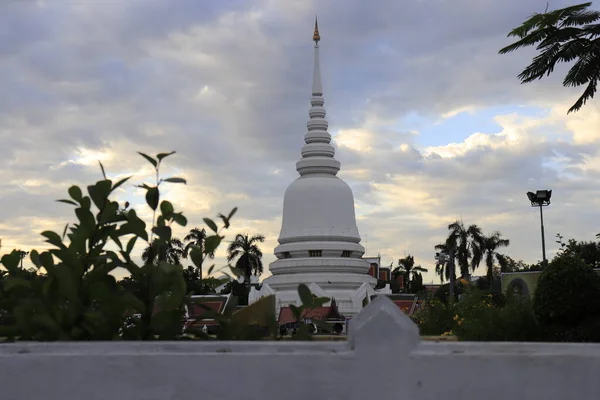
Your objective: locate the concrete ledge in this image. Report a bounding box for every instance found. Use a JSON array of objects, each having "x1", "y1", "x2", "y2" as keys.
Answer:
[{"x1": 1, "y1": 296, "x2": 599, "y2": 400}]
